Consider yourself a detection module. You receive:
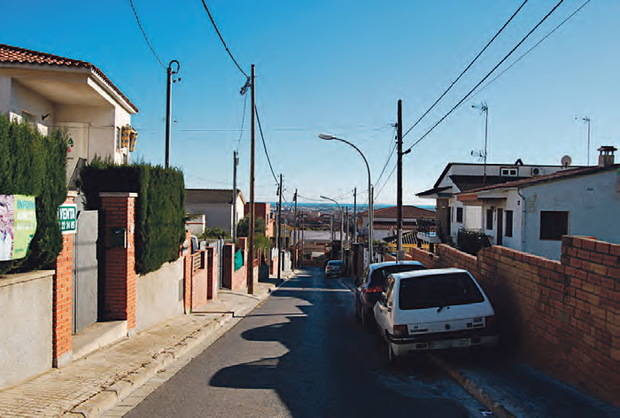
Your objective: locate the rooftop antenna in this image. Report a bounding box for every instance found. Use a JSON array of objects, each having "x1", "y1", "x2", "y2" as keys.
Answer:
[
  {"x1": 472, "y1": 102, "x2": 489, "y2": 184},
  {"x1": 575, "y1": 115, "x2": 591, "y2": 165}
]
